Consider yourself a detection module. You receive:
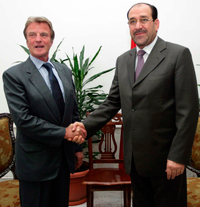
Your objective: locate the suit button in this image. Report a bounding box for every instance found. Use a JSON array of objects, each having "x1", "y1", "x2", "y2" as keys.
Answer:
[{"x1": 132, "y1": 109, "x2": 135, "y2": 112}]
